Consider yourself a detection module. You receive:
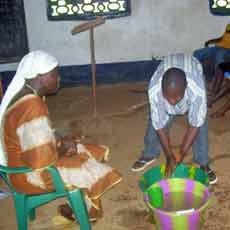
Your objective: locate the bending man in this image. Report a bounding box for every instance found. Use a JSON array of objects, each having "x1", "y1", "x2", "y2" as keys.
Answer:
[{"x1": 131, "y1": 53, "x2": 217, "y2": 185}]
